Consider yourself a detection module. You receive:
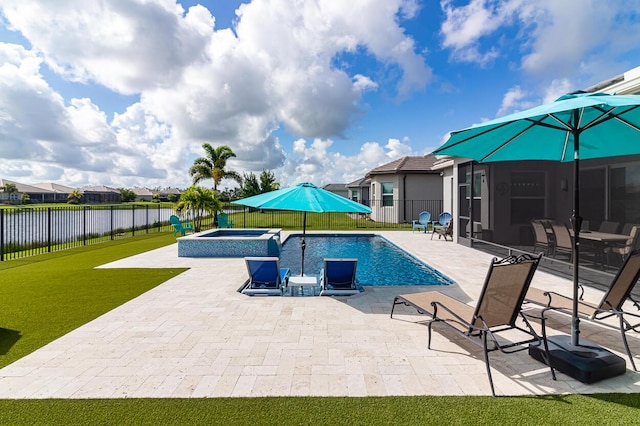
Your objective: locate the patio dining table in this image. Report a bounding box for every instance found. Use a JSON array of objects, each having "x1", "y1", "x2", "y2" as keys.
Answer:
[{"x1": 570, "y1": 230, "x2": 630, "y2": 269}]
